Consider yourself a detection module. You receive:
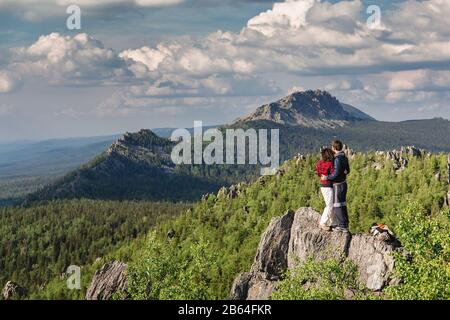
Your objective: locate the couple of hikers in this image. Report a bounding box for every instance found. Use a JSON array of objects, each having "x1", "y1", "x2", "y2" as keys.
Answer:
[{"x1": 316, "y1": 140, "x2": 350, "y2": 233}]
